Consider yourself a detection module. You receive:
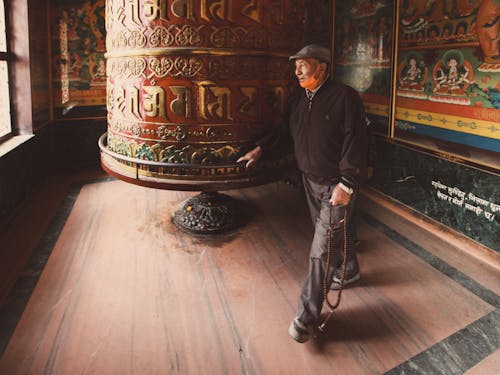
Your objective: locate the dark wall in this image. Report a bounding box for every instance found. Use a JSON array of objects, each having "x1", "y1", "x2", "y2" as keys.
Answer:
[
  {"x1": 0, "y1": 120, "x2": 105, "y2": 224},
  {"x1": 0, "y1": 129, "x2": 51, "y2": 223},
  {"x1": 52, "y1": 119, "x2": 106, "y2": 173}
]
